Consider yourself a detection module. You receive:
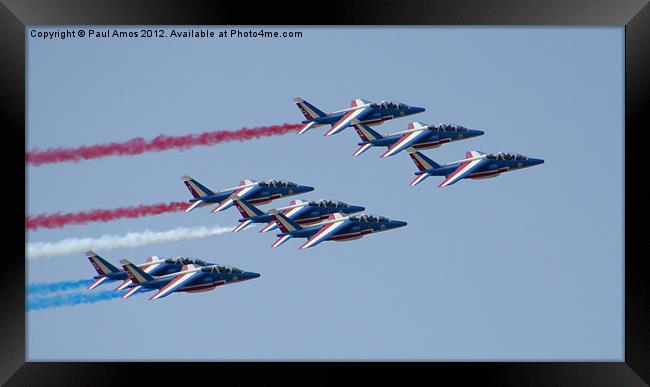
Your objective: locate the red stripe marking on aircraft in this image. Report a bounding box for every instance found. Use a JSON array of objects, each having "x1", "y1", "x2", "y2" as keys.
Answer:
[
  {"x1": 303, "y1": 222, "x2": 340, "y2": 247},
  {"x1": 180, "y1": 281, "x2": 225, "y2": 292},
  {"x1": 297, "y1": 216, "x2": 321, "y2": 224},
  {"x1": 439, "y1": 161, "x2": 472, "y2": 187},
  {"x1": 412, "y1": 139, "x2": 448, "y2": 149},
  {"x1": 355, "y1": 126, "x2": 369, "y2": 141},
  {"x1": 150, "y1": 273, "x2": 187, "y2": 299},
  {"x1": 469, "y1": 167, "x2": 508, "y2": 179},
  {"x1": 410, "y1": 154, "x2": 427, "y2": 171},
  {"x1": 329, "y1": 232, "x2": 362, "y2": 241},
  {"x1": 325, "y1": 110, "x2": 355, "y2": 135},
  {"x1": 382, "y1": 133, "x2": 414, "y2": 157}
]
